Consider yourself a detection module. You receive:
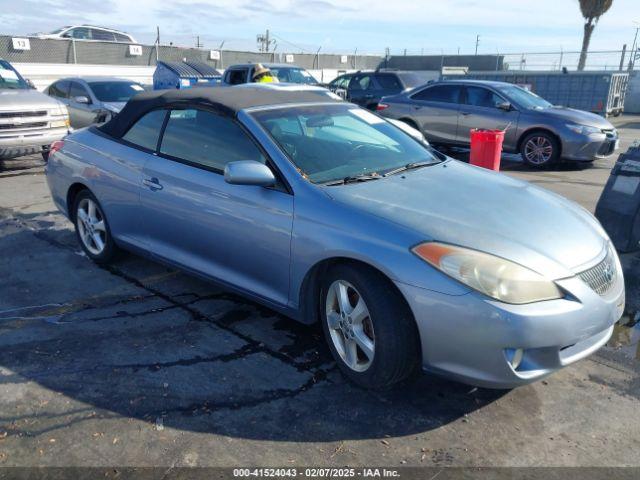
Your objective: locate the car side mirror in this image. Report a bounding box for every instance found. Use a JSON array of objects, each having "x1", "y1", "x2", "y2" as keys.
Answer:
[
  {"x1": 75, "y1": 95, "x2": 91, "y2": 104},
  {"x1": 224, "y1": 161, "x2": 276, "y2": 187},
  {"x1": 25, "y1": 79, "x2": 37, "y2": 89},
  {"x1": 497, "y1": 101, "x2": 512, "y2": 111}
]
